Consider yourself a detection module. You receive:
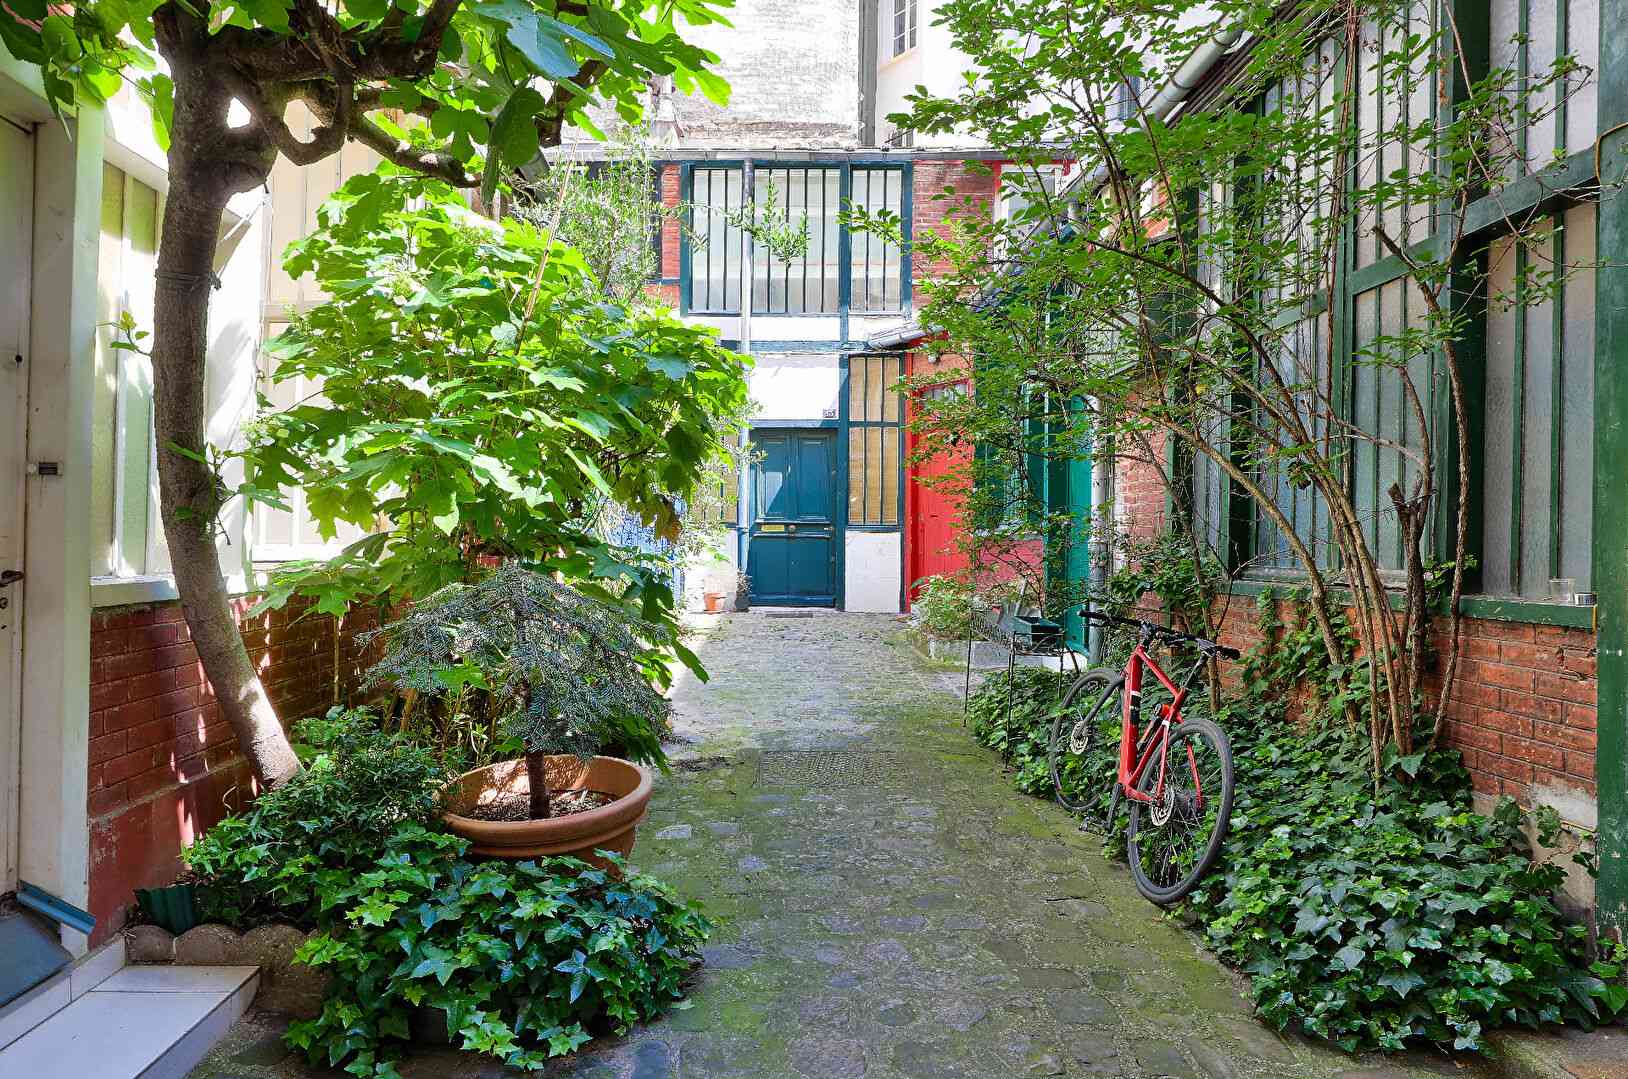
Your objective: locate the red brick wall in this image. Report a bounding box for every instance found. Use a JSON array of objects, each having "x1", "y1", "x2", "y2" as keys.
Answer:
[
  {"x1": 1202, "y1": 599, "x2": 1597, "y2": 815},
  {"x1": 1114, "y1": 429, "x2": 1169, "y2": 542},
  {"x1": 660, "y1": 164, "x2": 681, "y2": 282},
  {"x1": 911, "y1": 161, "x2": 997, "y2": 280},
  {"x1": 87, "y1": 597, "x2": 376, "y2": 945}
]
